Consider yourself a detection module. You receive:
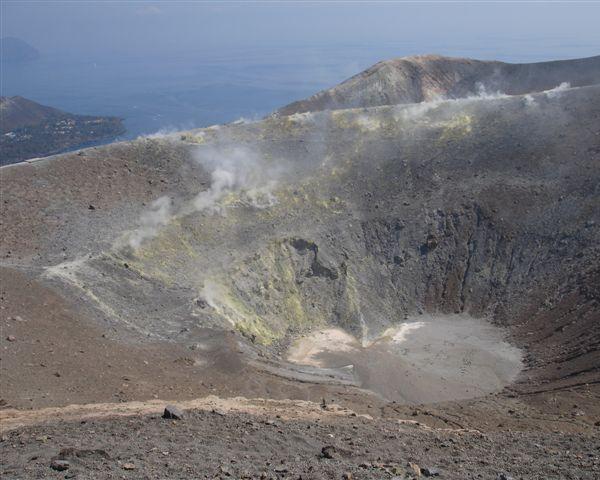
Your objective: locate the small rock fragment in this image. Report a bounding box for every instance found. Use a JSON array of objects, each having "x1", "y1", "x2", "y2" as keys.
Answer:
[
  {"x1": 425, "y1": 234, "x2": 438, "y2": 251},
  {"x1": 496, "y1": 474, "x2": 513, "y2": 480},
  {"x1": 58, "y1": 447, "x2": 109, "y2": 459},
  {"x1": 122, "y1": 463, "x2": 136, "y2": 470},
  {"x1": 6, "y1": 336, "x2": 16, "y2": 342},
  {"x1": 162, "y1": 404, "x2": 184, "y2": 420},
  {"x1": 50, "y1": 459, "x2": 70, "y2": 471},
  {"x1": 422, "y1": 467, "x2": 440, "y2": 477},
  {"x1": 391, "y1": 466, "x2": 404, "y2": 475},
  {"x1": 408, "y1": 462, "x2": 421, "y2": 477},
  {"x1": 195, "y1": 298, "x2": 208, "y2": 309},
  {"x1": 321, "y1": 445, "x2": 336, "y2": 459},
  {"x1": 219, "y1": 465, "x2": 232, "y2": 476}
]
